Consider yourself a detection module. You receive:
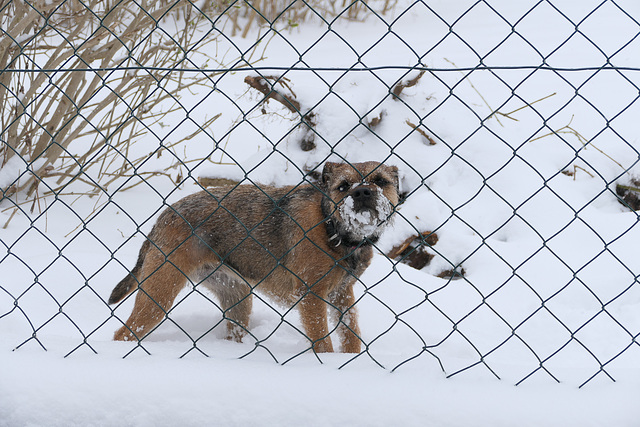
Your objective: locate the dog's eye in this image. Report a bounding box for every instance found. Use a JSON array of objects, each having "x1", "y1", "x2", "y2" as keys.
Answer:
[
  {"x1": 373, "y1": 177, "x2": 389, "y2": 187},
  {"x1": 337, "y1": 182, "x2": 349, "y2": 192}
]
